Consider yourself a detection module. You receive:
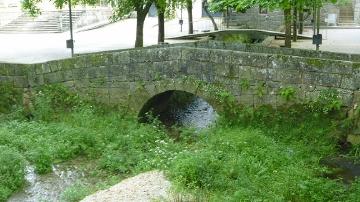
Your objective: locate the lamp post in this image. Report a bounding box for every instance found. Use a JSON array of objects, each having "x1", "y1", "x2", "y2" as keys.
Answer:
[
  {"x1": 66, "y1": 0, "x2": 74, "y2": 57},
  {"x1": 179, "y1": 8, "x2": 183, "y2": 32},
  {"x1": 312, "y1": 1, "x2": 322, "y2": 51}
]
